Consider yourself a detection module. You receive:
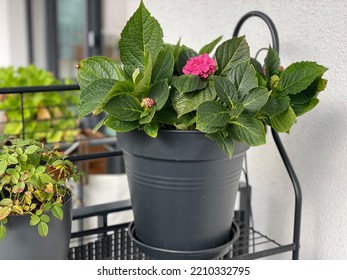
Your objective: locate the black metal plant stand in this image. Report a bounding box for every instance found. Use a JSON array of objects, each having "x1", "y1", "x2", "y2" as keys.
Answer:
[{"x1": 0, "y1": 11, "x2": 302, "y2": 260}]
